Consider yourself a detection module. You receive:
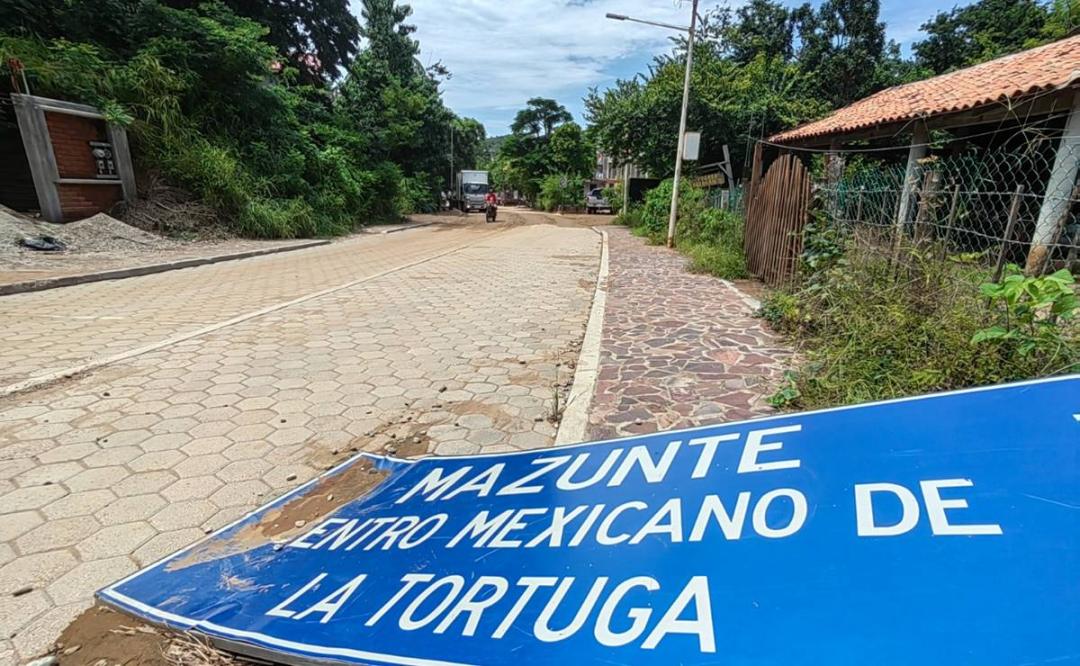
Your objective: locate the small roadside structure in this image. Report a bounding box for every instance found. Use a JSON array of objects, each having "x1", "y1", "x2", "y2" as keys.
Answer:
[
  {"x1": 745, "y1": 35, "x2": 1080, "y2": 284},
  {"x1": 2, "y1": 93, "x2": 136, "y2": 222}
]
